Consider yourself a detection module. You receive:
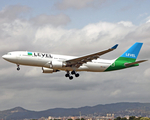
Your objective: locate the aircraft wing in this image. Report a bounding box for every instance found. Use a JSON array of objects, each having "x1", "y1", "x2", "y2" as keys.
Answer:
[{"x1": 65, "y1": 44, "x2": 118, "y2": 68}]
